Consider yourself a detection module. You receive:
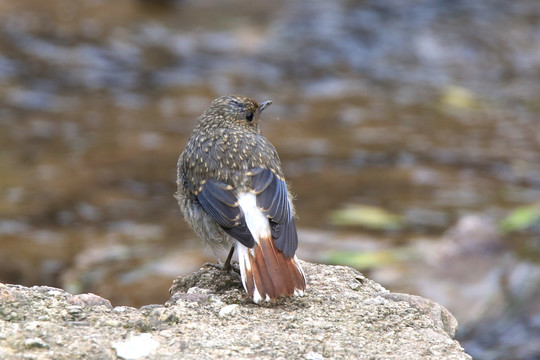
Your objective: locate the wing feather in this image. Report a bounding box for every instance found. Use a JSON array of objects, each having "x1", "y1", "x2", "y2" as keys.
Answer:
[
  {"x1": 196, "y1": 179, "x2": 255, "y2": 247},
  {"x1": 250, "y1": 168, "x2": 298, "y2": 258}
]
